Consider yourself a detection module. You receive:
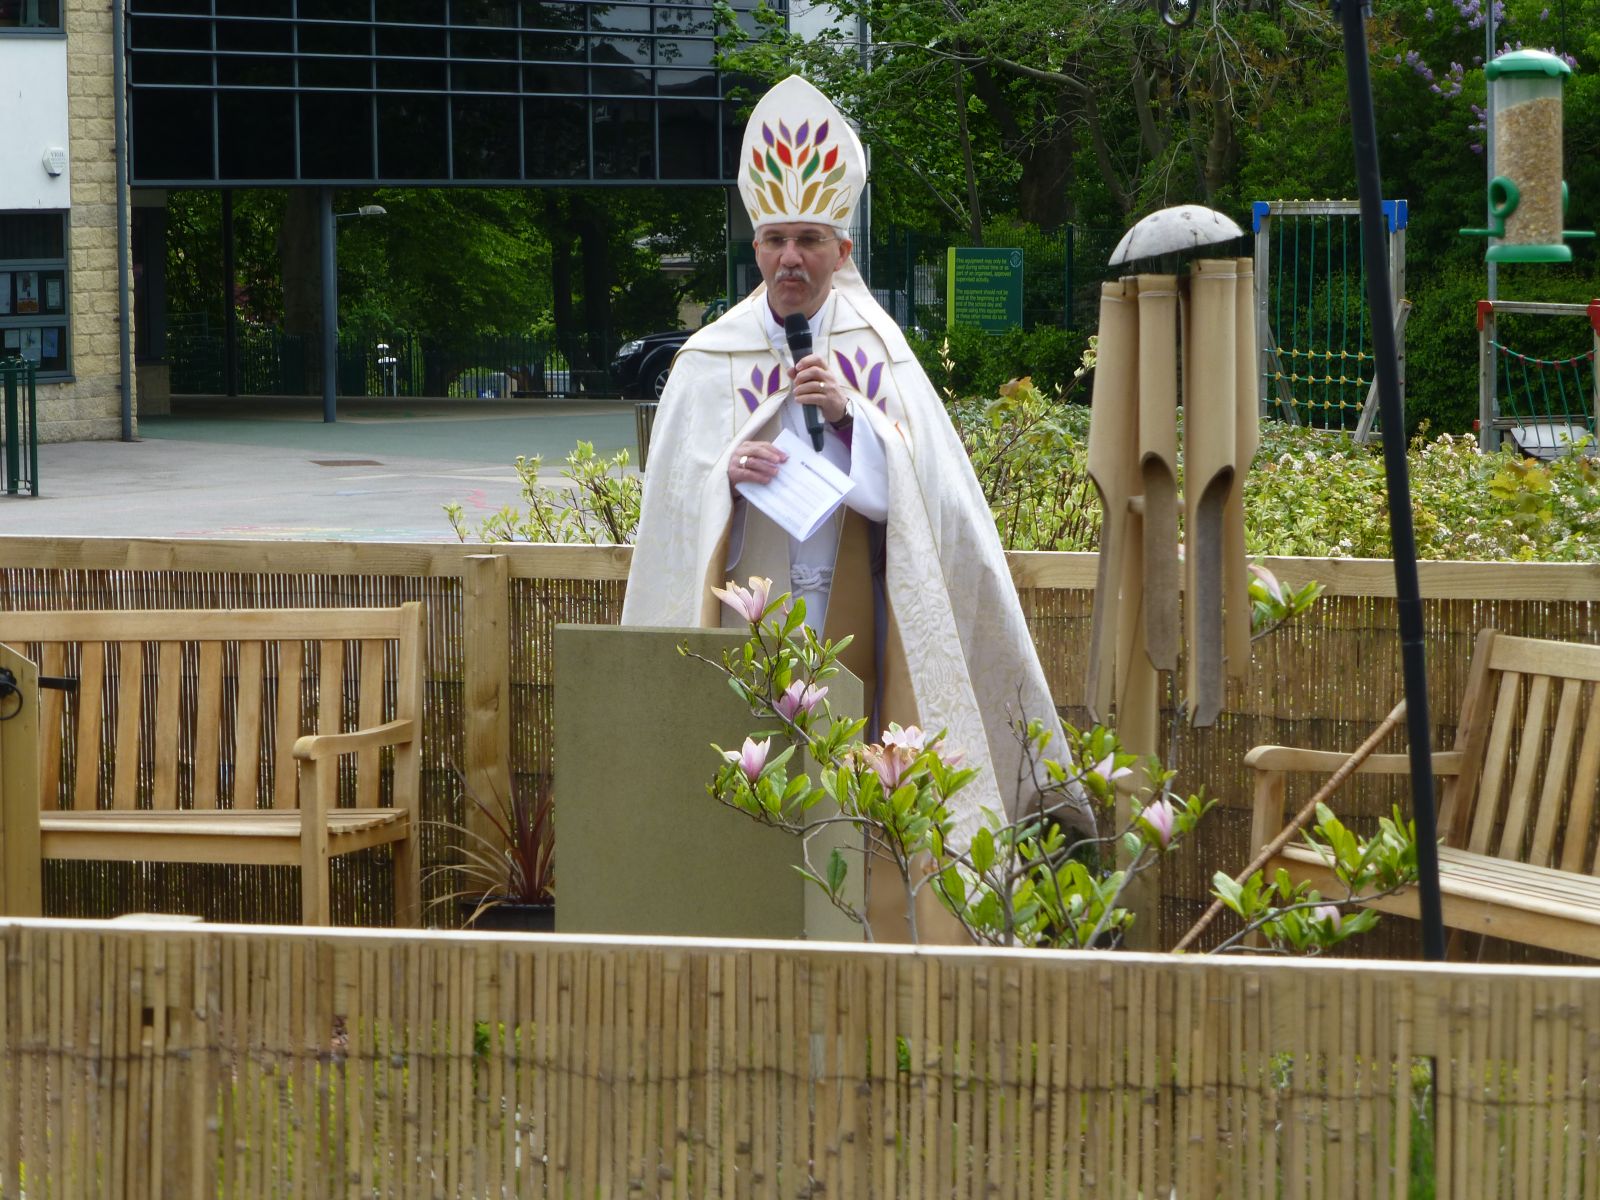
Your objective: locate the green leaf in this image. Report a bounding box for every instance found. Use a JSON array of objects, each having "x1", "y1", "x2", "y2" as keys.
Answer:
[
  {"x1": 971, "y1": 827, "x2": 996, "y2": 875},
  {"x1": 826, "y1": 847, "x2": 848, "y2": 895}
]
